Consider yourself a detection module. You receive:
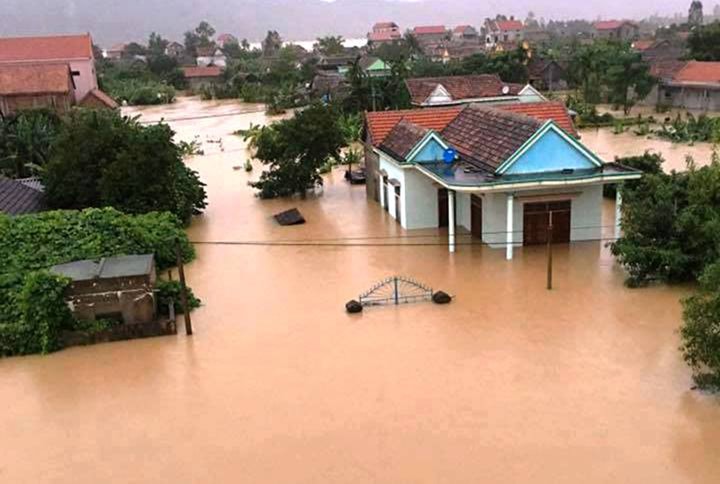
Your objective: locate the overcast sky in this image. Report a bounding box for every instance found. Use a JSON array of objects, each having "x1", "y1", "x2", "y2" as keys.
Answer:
[{"x1": 0, "y1": 0, "x2": 710, "y2": 45}]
